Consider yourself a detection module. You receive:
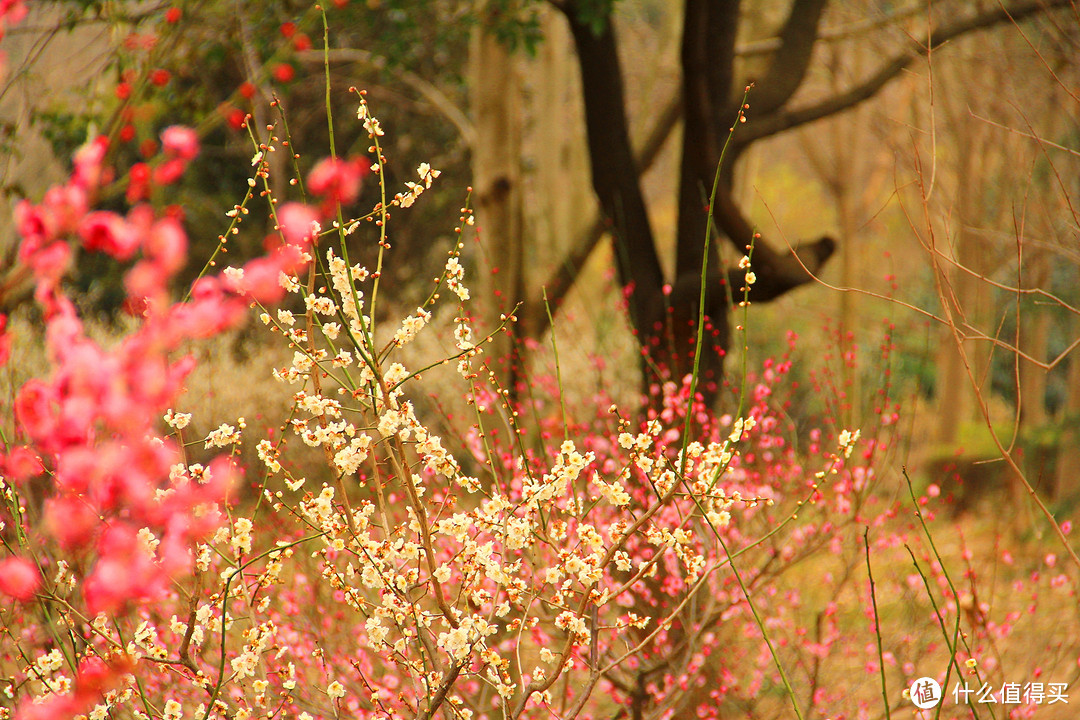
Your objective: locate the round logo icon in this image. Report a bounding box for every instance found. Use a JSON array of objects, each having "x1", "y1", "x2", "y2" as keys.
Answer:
[{"x1": 910, "y1": 677, "x2": 943, "y2": 709}]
